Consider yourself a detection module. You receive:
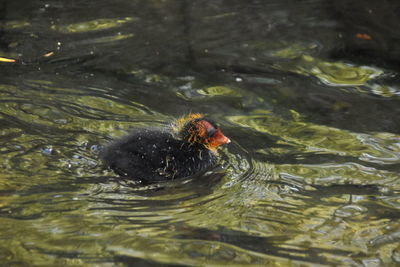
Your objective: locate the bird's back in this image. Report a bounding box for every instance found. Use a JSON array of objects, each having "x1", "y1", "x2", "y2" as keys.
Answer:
[{"x1": 101, "y1": 127, "x2": 217, "y2": 182}]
